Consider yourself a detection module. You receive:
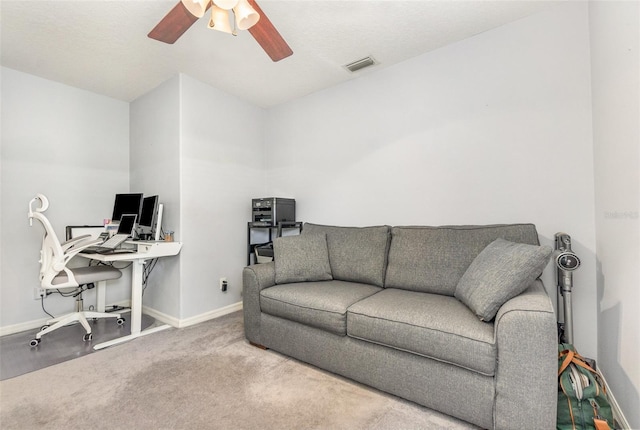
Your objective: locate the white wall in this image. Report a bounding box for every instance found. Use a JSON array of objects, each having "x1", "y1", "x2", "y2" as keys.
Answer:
[
  {"x1": 265, "y1": 3, "x2": 599, "y2": 357},
  {"x1": 129, "y1": 74, "x2": 265, "y2": 322},
  {"x1": 0, "y1": 67, "x2": 130, "y2": 330},
  {"x1": 3, "y1": 4, "x2": 638, "y2": 423},
  {"x1": 129, "y1": 75, "x2": 182, "y2": 319},
  {"x1": 179, "y1": 75, "x2": 265, "y2": 319},
  {"x1": 589, "y1": 1, "x2": 640, "y2": 427}
]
